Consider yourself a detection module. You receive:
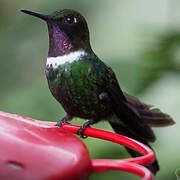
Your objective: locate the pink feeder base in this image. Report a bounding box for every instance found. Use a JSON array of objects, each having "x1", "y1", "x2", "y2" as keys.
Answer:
[{"x1": 0, "y1": 111, "x2": 91, "y2": 180}]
